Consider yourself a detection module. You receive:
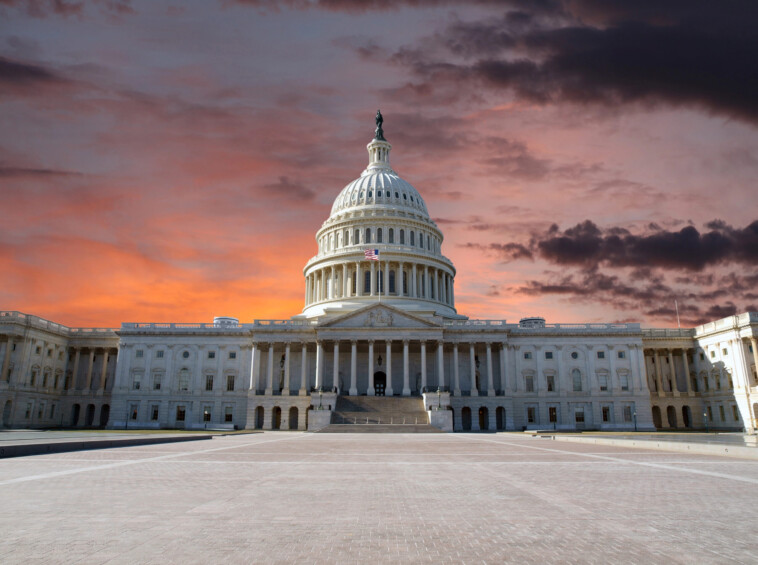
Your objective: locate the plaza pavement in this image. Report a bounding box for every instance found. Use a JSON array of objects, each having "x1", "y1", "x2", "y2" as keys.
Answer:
[{"x1": 0, "y1": 432, "x2": 756, "y2": 564}]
